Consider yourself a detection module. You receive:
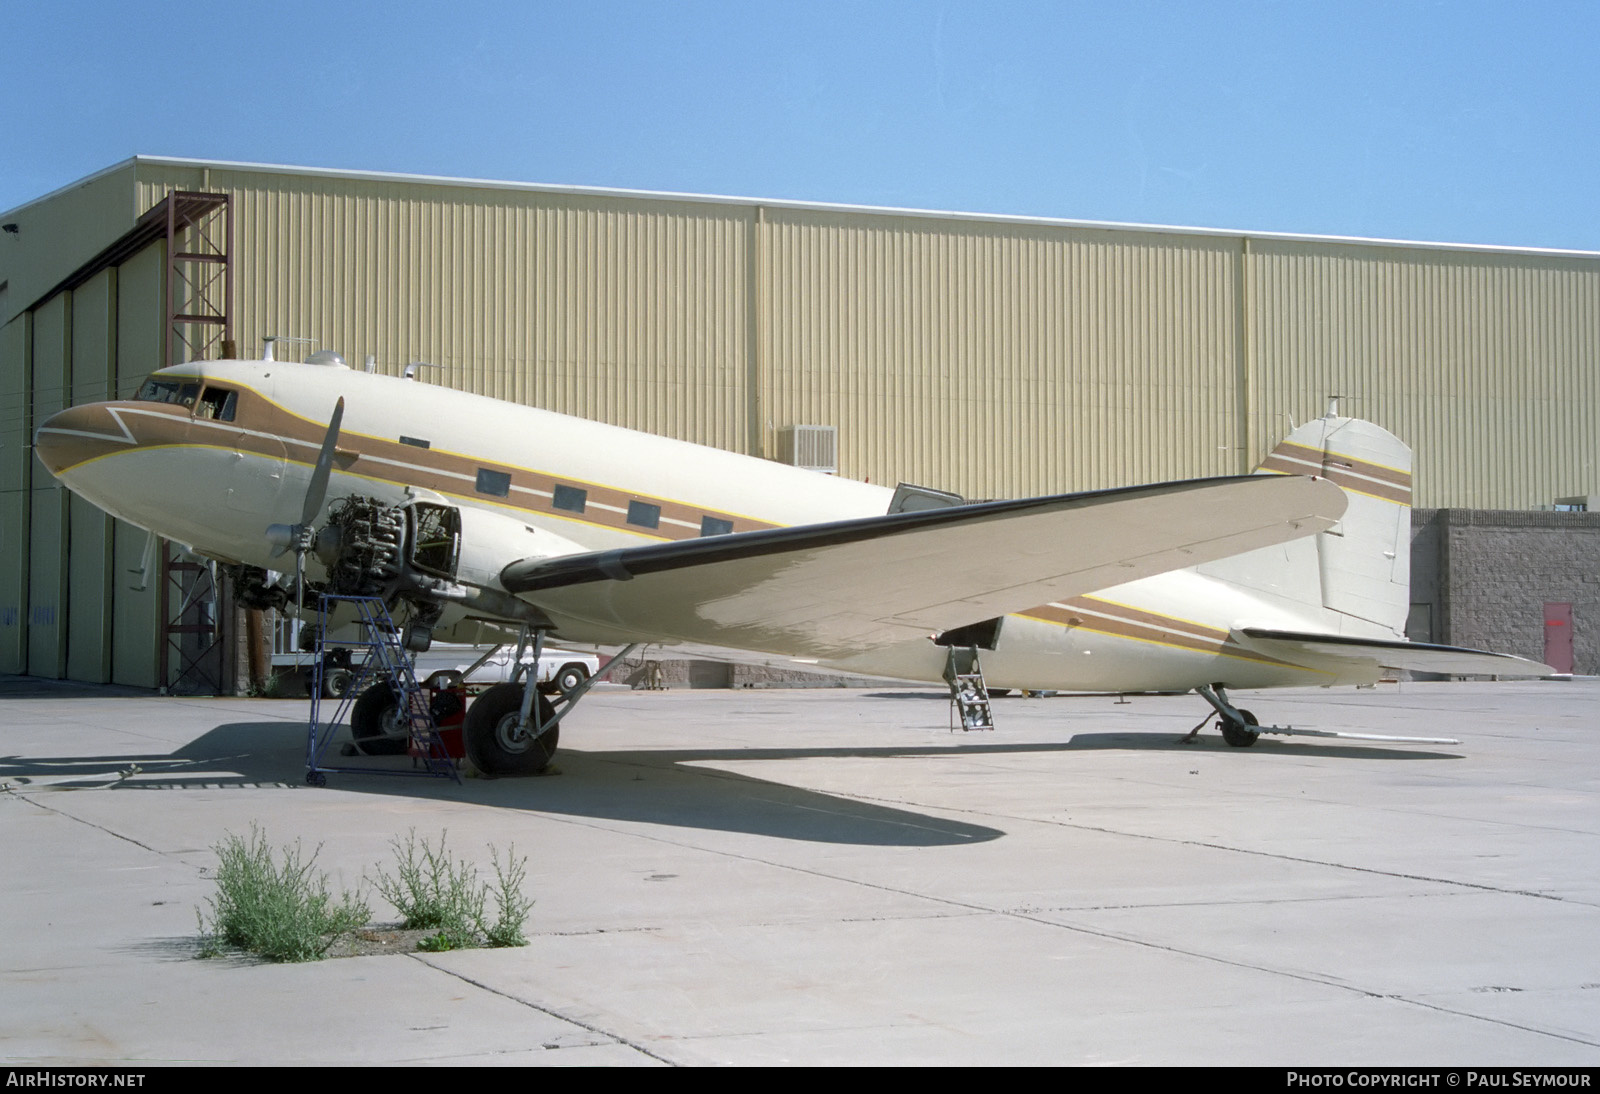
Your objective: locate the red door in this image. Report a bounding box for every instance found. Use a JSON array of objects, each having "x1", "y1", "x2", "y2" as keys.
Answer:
[{"x1": 1544, "y1": 602, "x2": 1574, "y2": 674}]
